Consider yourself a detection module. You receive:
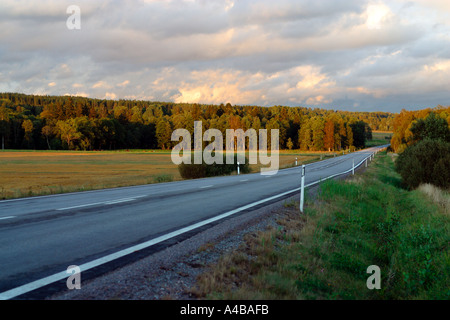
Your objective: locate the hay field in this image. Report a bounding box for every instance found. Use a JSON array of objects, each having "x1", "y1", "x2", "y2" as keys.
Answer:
[{"x1": 0, "y1": 150, "x2": 320, "y2": 199}]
